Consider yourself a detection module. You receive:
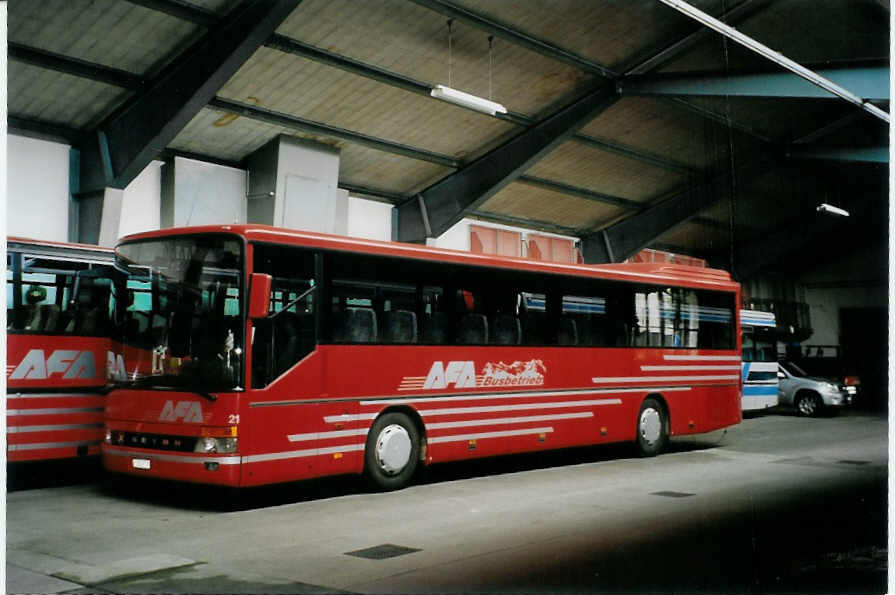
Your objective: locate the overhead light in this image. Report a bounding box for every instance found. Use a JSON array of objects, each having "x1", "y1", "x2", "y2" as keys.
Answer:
[
  {"x1": 430, "y1": 85, "x2": 507, "y2": 116},
  {"x1": 816, "y1": 203, "x2": 850, "y2": 217}
]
